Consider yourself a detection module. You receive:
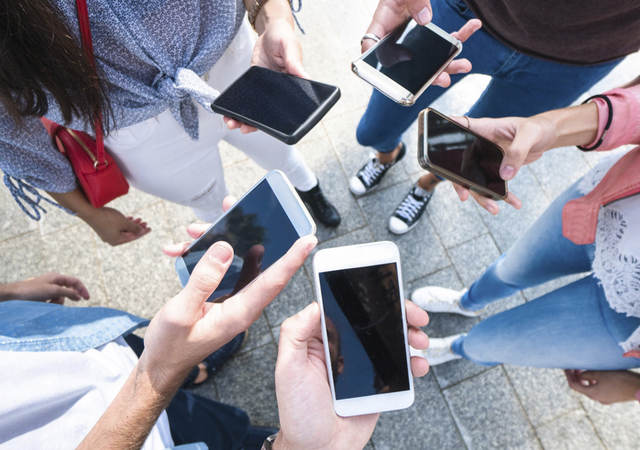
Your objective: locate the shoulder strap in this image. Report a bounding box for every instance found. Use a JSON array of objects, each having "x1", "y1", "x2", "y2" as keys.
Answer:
[{"x1": 75, "y1": 0, "x2": 106, "y2": 166}]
